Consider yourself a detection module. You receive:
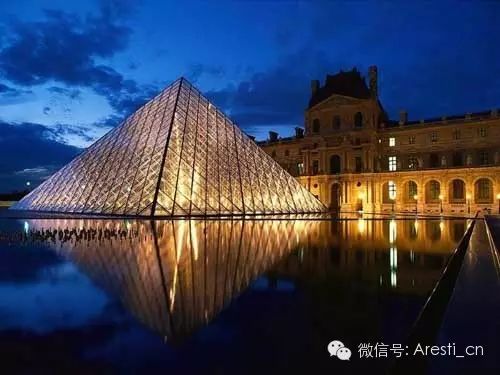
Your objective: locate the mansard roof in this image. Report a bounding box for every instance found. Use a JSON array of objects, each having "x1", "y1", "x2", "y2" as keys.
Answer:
[{"x1": 309, "y1": 68, "x2": 371, "y2": 108}]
